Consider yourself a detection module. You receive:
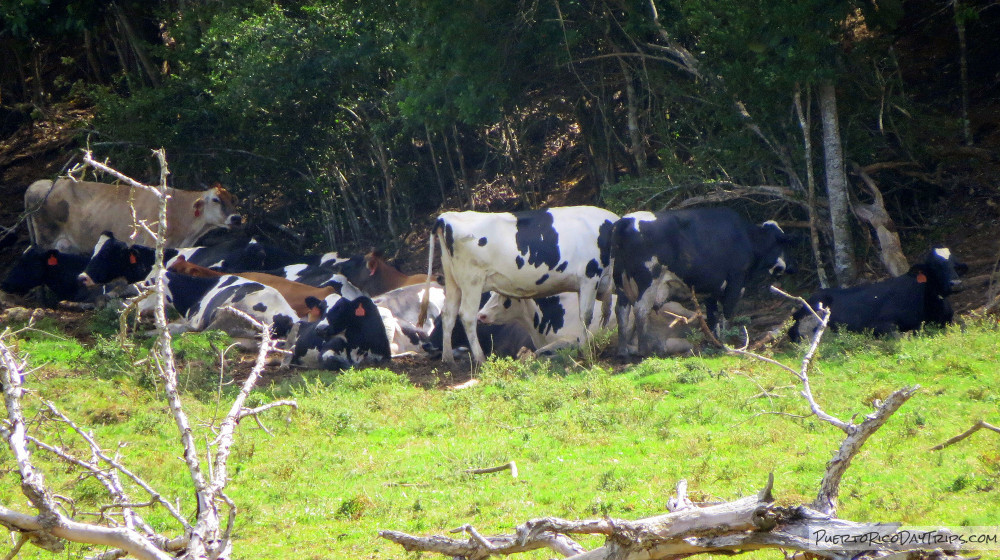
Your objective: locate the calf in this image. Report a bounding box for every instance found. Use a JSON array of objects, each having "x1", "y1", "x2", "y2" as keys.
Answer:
[
  {"x1": 285, "y1": 295, "x2": 391, "y2": 370},
  {"x1": 612, "y1": 207, "x2": 793, "y2": 356},
  {"x1": 167, "y1": 257, "x2": 338, "y2": 319},
  {"x1": 154, "y1": 271, "x2": 297, "y2": 337},
  {"x1": 2, "y1": 248, "x2": 93, "y2": 302},
  {"x1": 419, "y1": 206, "x2": 618, "y2": 364},
  {"x1": 788, "y1": 245, "x2": 967, "y2": 341}
]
